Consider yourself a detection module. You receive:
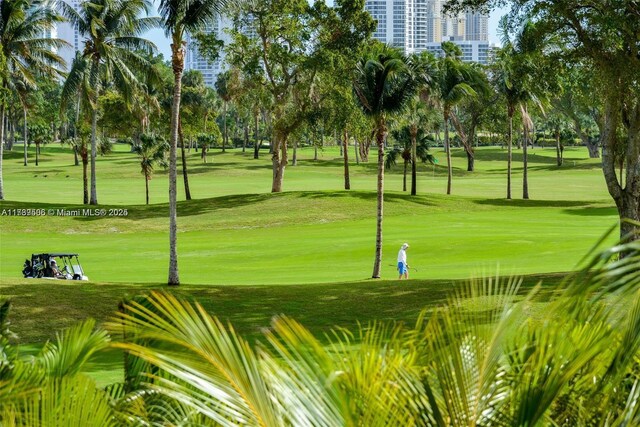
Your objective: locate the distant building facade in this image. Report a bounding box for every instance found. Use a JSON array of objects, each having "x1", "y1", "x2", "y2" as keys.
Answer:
[
  {"x1": 184, "y1": 15, "x2": 233, "y2": 87},
  {"x1": 55, "y1": 0, "x2": 83, "y2": 71},
  {"x1": 364, "y1": 0, "x2": 490, "y2": 63}
]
